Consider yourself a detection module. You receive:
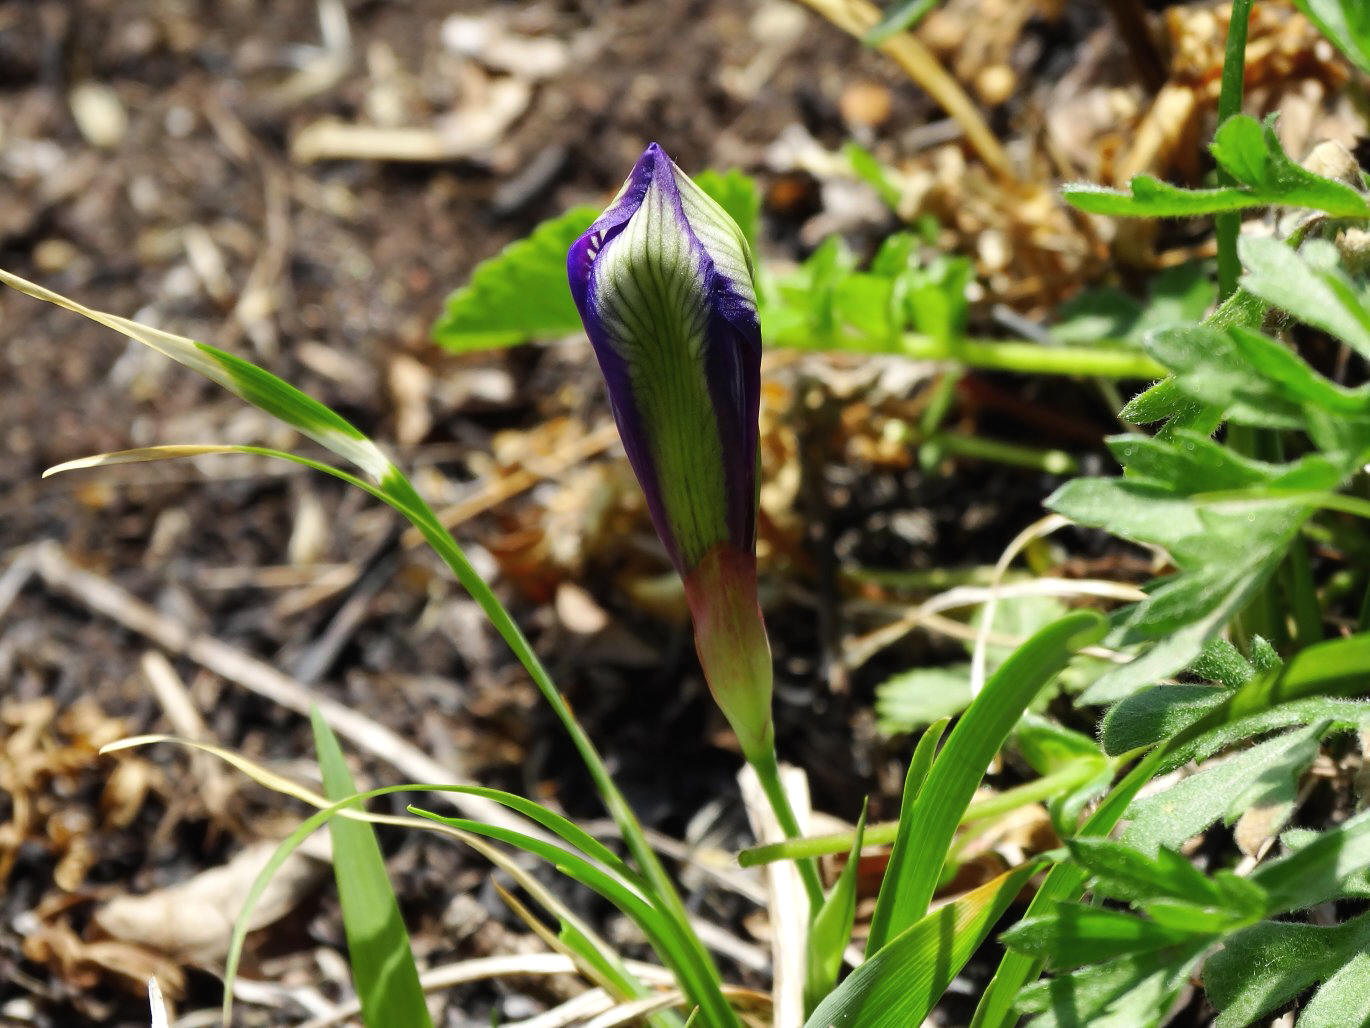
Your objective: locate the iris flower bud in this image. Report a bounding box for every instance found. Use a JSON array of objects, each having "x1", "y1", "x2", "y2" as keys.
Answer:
[{"x1": 567, "y1": 143, "x2": 773, "y2": 761}]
